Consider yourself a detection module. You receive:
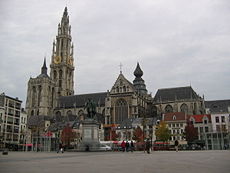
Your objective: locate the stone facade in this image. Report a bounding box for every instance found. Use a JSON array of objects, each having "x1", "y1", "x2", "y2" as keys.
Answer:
[{"x1": 26, "y1": 7, "x2": 74, "y2": 118}]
